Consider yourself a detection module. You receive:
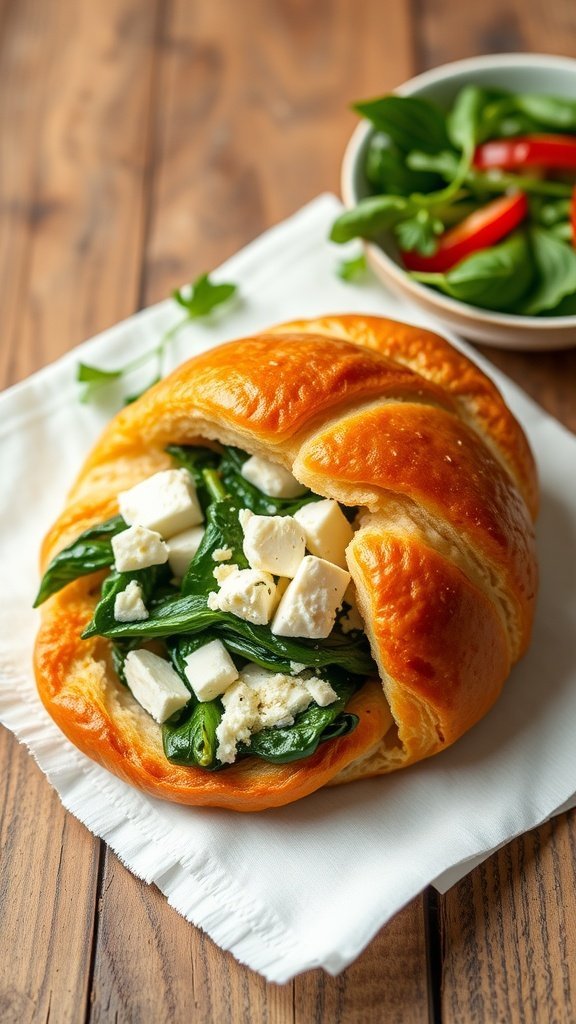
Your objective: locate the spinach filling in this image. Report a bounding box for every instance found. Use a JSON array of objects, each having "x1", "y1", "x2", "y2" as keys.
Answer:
[{"x1": 36, "y1": 445, "x2": 376, "y2": 770}]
